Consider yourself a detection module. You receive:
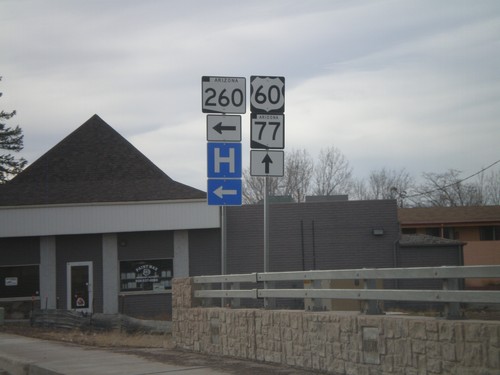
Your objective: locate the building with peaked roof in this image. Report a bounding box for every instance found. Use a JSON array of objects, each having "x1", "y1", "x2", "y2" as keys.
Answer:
[
  {"x1": 399, "y1": 206, "x2": 500, "y2": 288},
  {"x1": 0, "y1": 114, "x2": 205, "y2": 206},
  {"x1": 0, "y1": 115, "x2": 219, "y2": 318}
]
